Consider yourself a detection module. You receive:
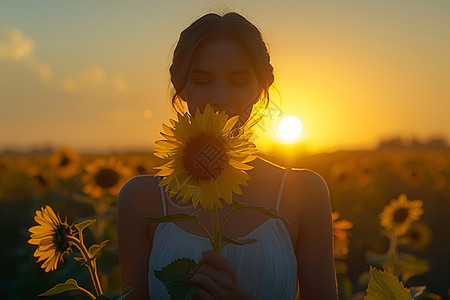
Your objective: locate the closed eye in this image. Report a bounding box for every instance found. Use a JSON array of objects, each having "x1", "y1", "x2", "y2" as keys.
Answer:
[
  {"x1": 229, "y1": 75, "x2": 251, "y2": 86},
  {"x1": 189, "y1": 75, "x2": 212, "y2": 86}
]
